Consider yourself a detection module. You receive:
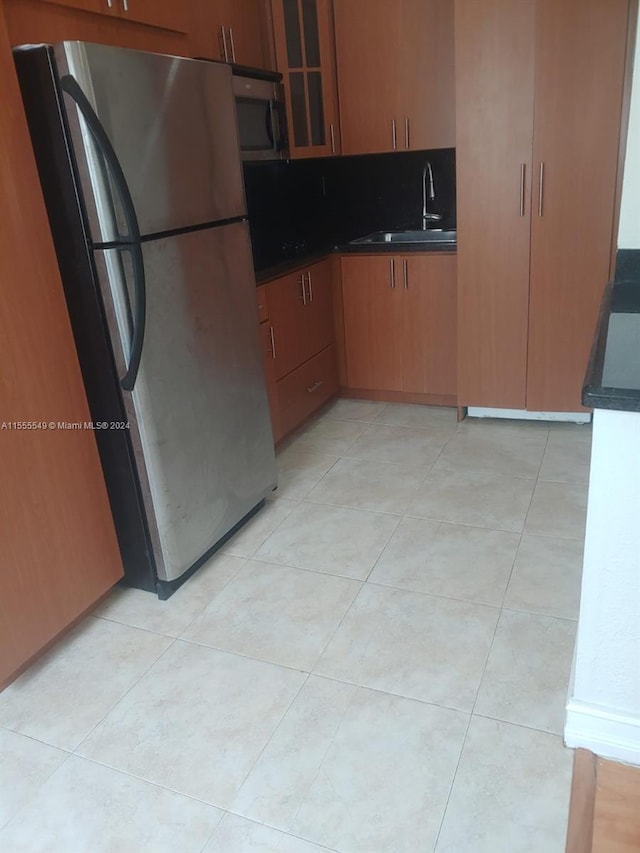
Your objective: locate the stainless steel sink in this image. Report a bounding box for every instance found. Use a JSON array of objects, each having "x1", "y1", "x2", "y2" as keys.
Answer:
[{"x1": 349, "y1": 229, "x2": 457, "y2": 246}]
